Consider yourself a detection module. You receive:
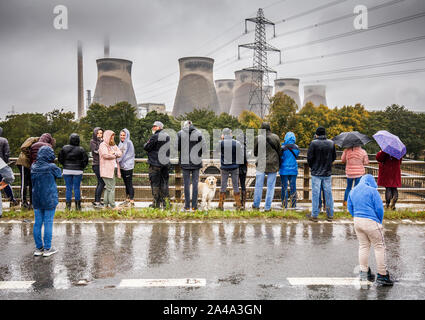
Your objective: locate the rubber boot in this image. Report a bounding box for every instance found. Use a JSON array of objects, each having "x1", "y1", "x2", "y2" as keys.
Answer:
[
  {"x1": 66, "y1": 201, "x2": 72, "y2": 210},
  {"x1": 234, "y1": 192, "x2": 242, "y2": 211},
  {"x1": 75, "y1": 200, "x2": 81, "y2": 211},
  {"x1": 241, "y1": 190, "x2": 246, "y2": 210},
  {"x1": 218, "y1": 192, "x2": 226, "y2": 211},
  {"x1": 390, "y1": 197, "x2": 397, "y2": 211}
]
